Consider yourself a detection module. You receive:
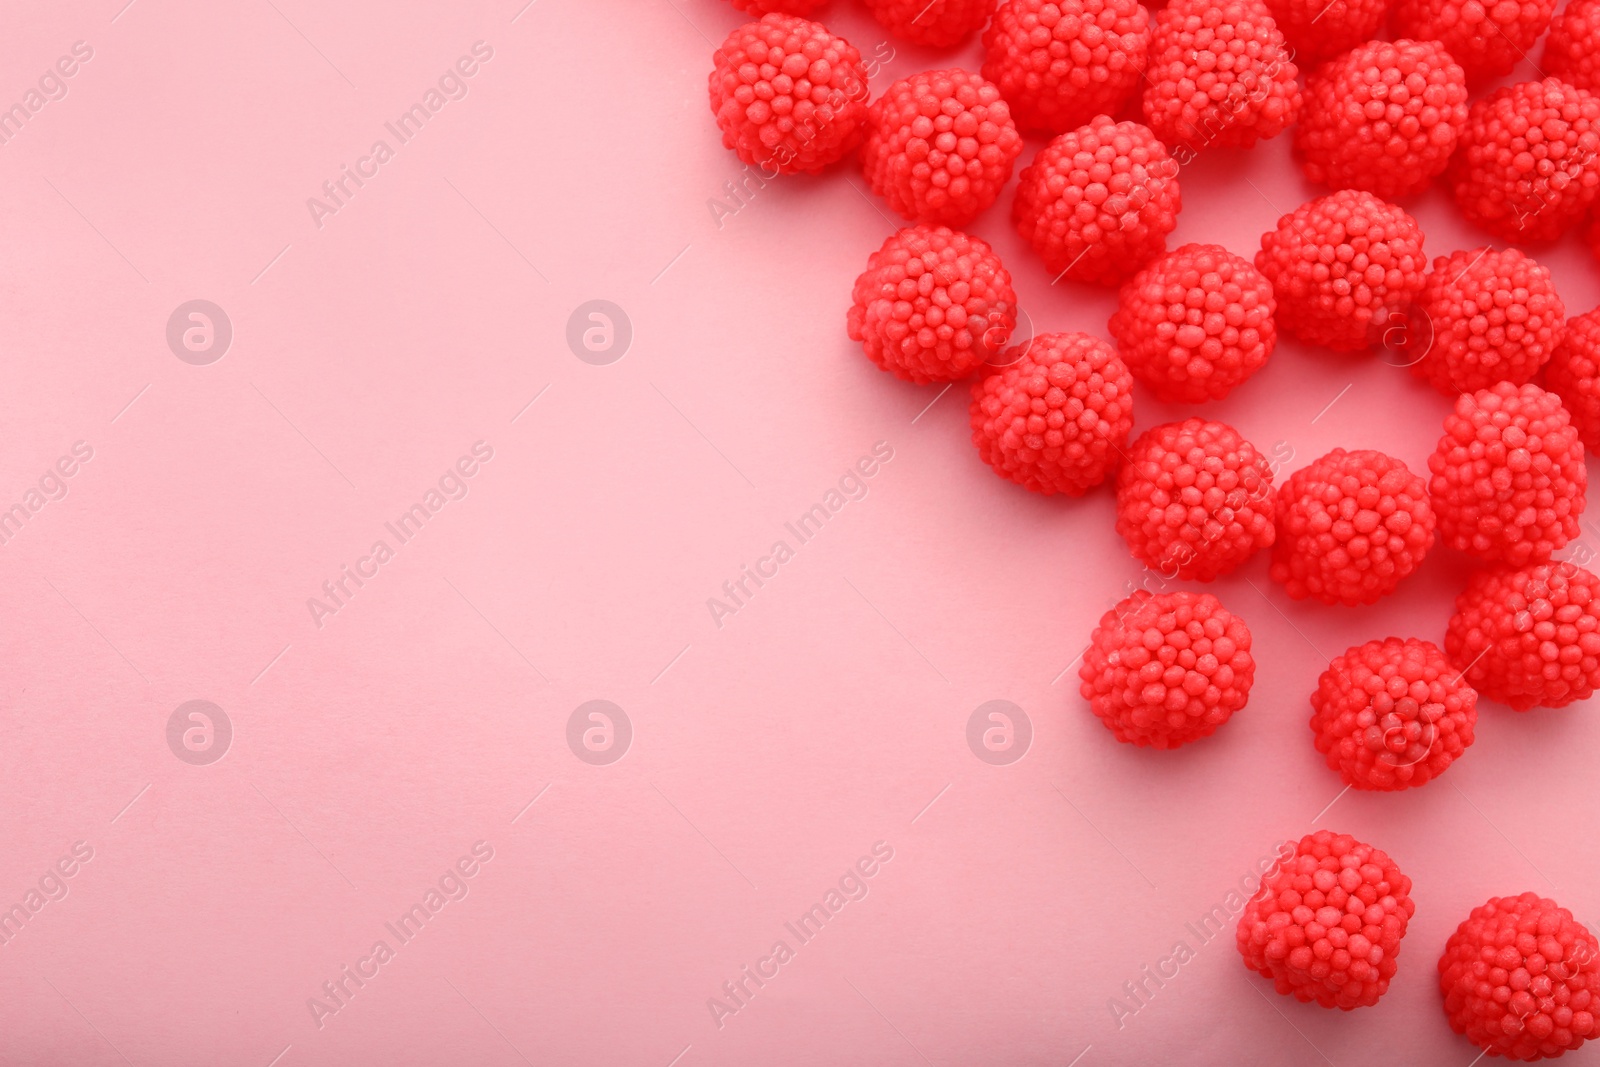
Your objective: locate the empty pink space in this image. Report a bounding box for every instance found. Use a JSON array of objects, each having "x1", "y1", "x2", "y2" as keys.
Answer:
[{"x1": 1, "y1": 0, "x2": 1597, "y2": 1064}]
